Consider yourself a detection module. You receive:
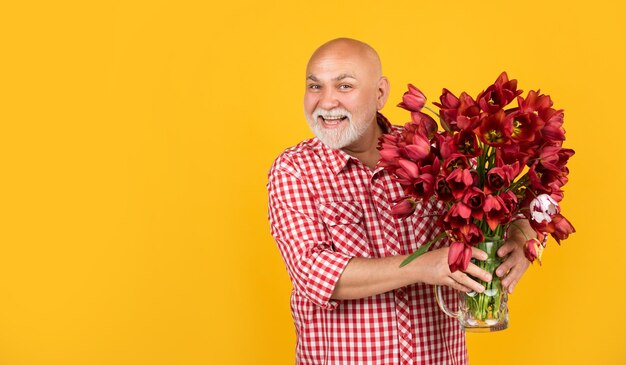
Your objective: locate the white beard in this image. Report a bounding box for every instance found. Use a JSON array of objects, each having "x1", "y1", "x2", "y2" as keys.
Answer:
[{"x1": 305, "y1": 107, "x2": 373, "y2": 150}]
